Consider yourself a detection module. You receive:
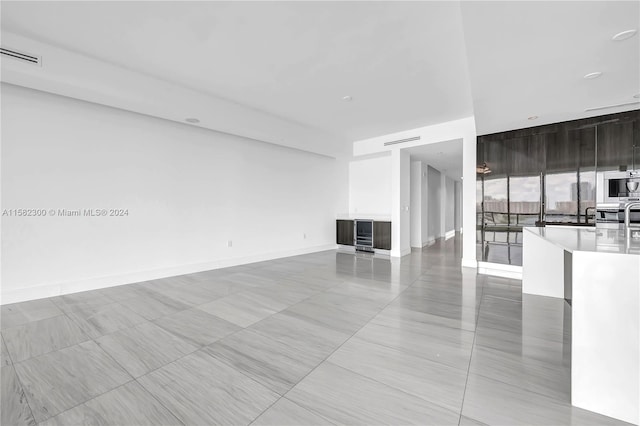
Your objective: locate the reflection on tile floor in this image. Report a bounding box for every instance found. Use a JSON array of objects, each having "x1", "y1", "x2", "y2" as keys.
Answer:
[{"x1": 0, "y1": 236, "x2": 631, "y2": 425}]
